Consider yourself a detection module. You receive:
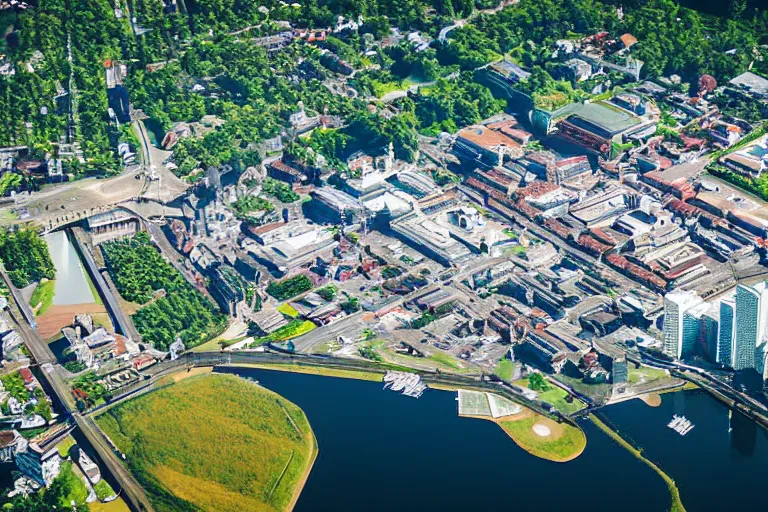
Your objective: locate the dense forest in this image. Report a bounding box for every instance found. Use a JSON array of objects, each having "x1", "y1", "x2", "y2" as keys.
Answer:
[
  {"x1": 0, "y1": 0, "x2": 766, "y2": 181},
  {"x1": 0, "y1": 227, "x2": 55, "y2": 288},
  {"x1": 102, "y1": 231, "x2": 226, "y2": 350}
]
